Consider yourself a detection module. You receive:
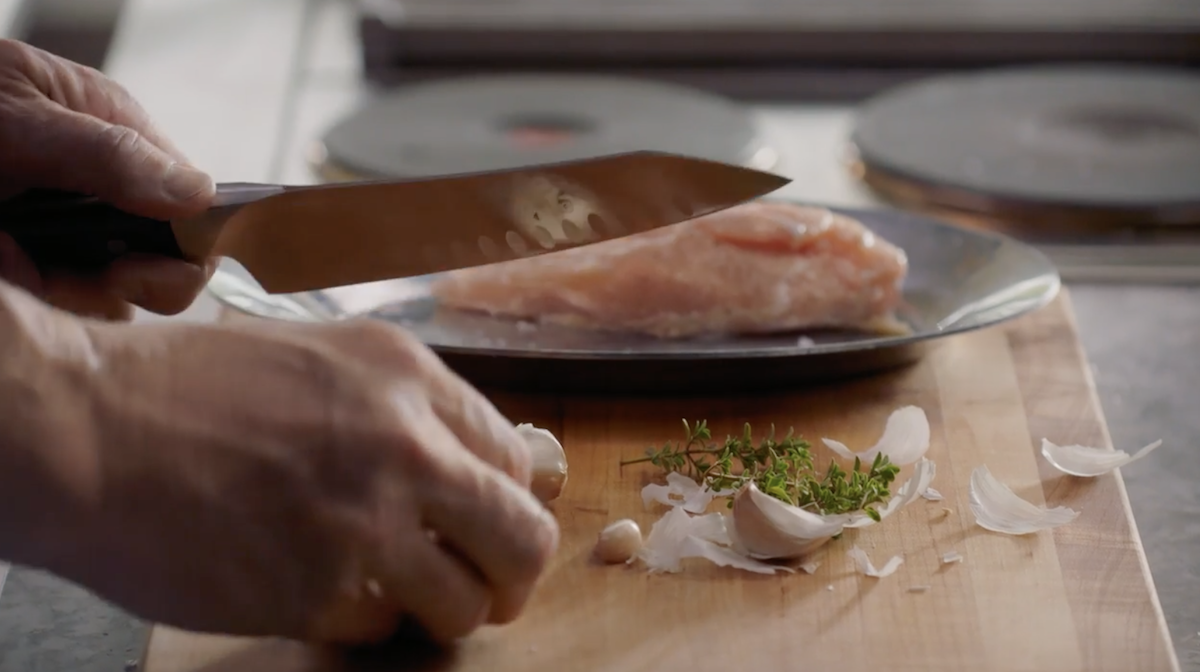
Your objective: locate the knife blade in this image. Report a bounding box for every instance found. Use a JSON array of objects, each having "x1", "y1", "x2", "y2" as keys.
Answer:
[{"x1": 0, "y1": 151, "x2": 790, "y2": 294}]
